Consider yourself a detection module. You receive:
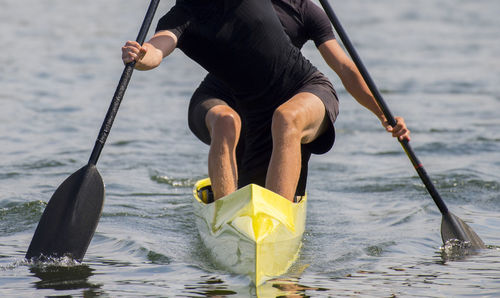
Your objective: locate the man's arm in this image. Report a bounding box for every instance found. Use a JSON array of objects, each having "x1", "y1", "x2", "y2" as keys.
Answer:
[
  {"x1": 122, "y1": 30, "x2": 178, "y2": 70},
  {"x1": 318, "y1": 39, "x2": 410, "y2": 141}
]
